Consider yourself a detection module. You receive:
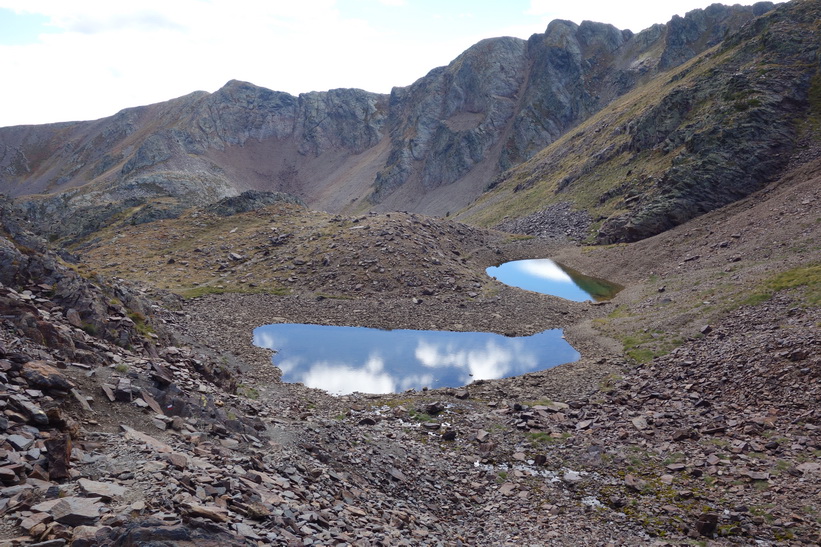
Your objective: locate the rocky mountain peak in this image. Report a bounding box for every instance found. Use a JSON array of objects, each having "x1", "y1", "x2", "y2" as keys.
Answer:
[{"x1": 0, "y1": 1, "x2": 791, "y2": 242}]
